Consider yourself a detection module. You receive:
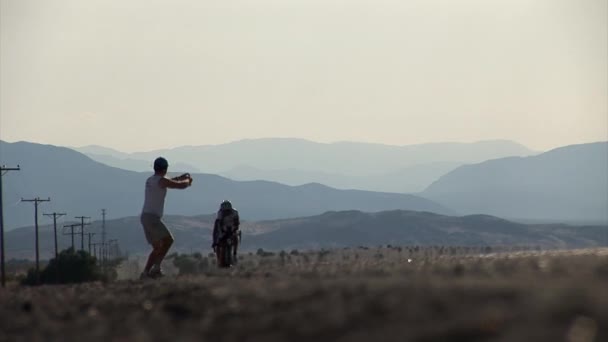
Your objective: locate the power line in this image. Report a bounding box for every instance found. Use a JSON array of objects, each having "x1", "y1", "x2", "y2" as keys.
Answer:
[
  {"x1": 87, "y1": 232, "x2": 96, "y2": 255},
  {"x1": 75, "y1": 216, "x2": 91, "y2": 251},
  {"x1": 91, "y1": 242, "x2": 103, "y2": 259},
  {"x1": 101, "y1": 209, "x2": 106, "y2": 265},
  {"x1": 43, "y1": 212, "x2": 66, "y2": 259},
  {"x1": 63, "y1": 224, "x2": 80, "y2": 250},
  {"x1": 0, "y1": 165, "x2": 20, "y2": 287},
  {"x1": 108, "y1": 239, "x2": 119, "y2": 260},
  {"x1": 21, "y1": 197, "x2": 51, "y2": 284}
]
